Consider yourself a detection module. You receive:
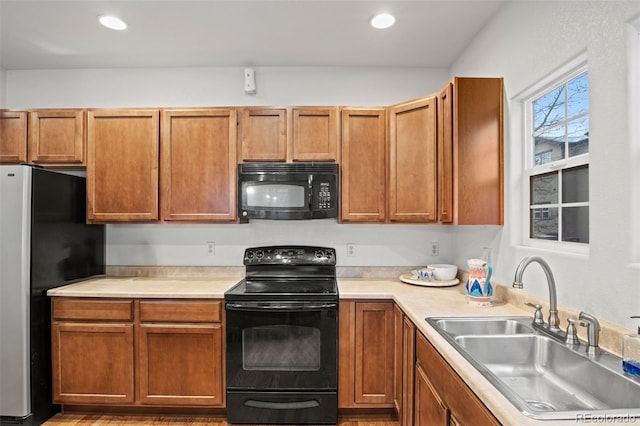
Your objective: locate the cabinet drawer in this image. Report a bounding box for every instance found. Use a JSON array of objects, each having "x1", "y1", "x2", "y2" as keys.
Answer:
[
  {"x1": 415, "y1": 331, "x2": 447, "y2": 393},
  {"x1": 52, "y1": 298, "x2": 133, "y2": 322},
  {"x1": 139, "y1": 300, "x2": 222, "y2": 323}
]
